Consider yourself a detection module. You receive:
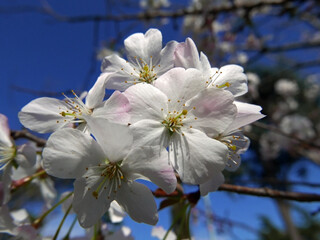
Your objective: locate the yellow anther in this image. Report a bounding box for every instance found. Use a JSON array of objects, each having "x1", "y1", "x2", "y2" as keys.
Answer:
[
  {"x1": 230, "y1": 145, "x2": 237, "y2": 151},
  {"x1": 182, "y1": 109, "x2": 188, "y2": 115},
  {"x1": 92, "y1": 191, "x2": 99, "y2": 199}
]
